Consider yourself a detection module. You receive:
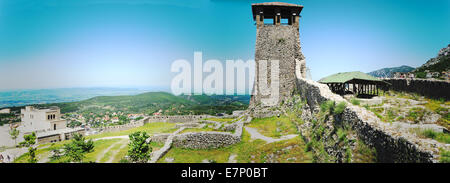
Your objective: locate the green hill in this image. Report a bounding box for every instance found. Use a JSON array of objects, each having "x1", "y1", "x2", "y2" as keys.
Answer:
[
  {"x1": 367, "y1": 65, "x2": 415, "y2": 78},
  {"x1": 37, "y1": 92, "x2": 250, "y2": 115}
]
